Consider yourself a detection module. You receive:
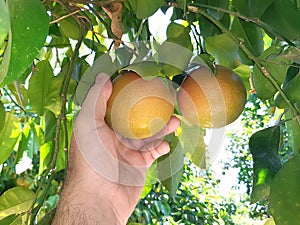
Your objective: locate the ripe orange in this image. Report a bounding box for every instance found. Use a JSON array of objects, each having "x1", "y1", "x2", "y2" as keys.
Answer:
[
  {"x1": 105, "y1": 71, "x2": 175, "y2": 139},
  {"x1": 177, "y1": 65, "x2": 247, "y2": 128}
]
